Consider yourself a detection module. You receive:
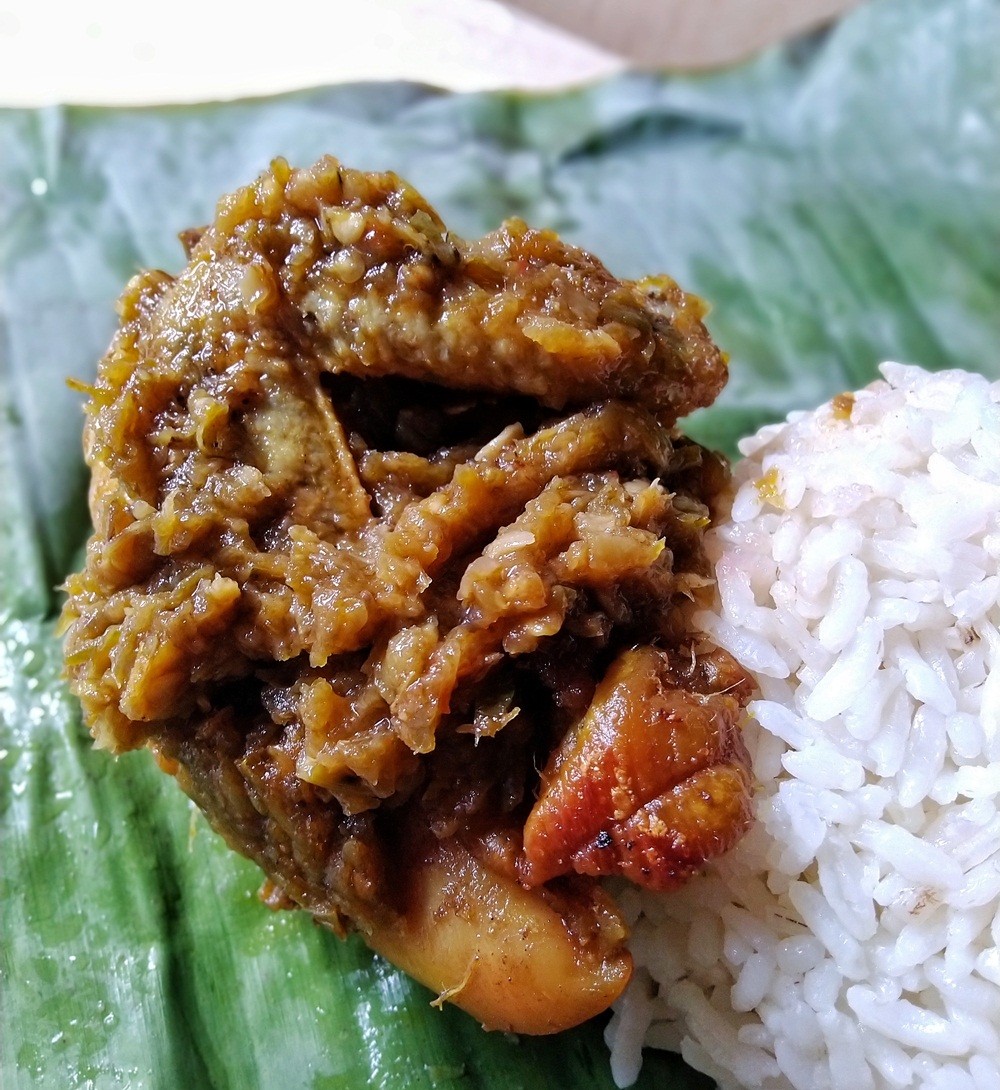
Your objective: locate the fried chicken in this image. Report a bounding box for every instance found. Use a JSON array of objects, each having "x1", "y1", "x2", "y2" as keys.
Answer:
[{"x1": 61, "y1": 156, "x2": 753, "y2": 1033}]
